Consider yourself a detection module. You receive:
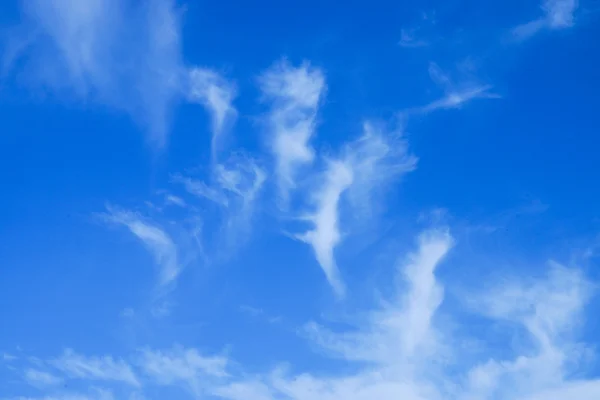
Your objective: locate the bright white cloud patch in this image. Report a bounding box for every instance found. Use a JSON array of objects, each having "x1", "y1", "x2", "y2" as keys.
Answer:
[
  {"x1": 259, "y1": 60, "x2": 326, "y2": 203},
  {"x1": 298, "y1": 159, "x2": 353, "y2": 297}
]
